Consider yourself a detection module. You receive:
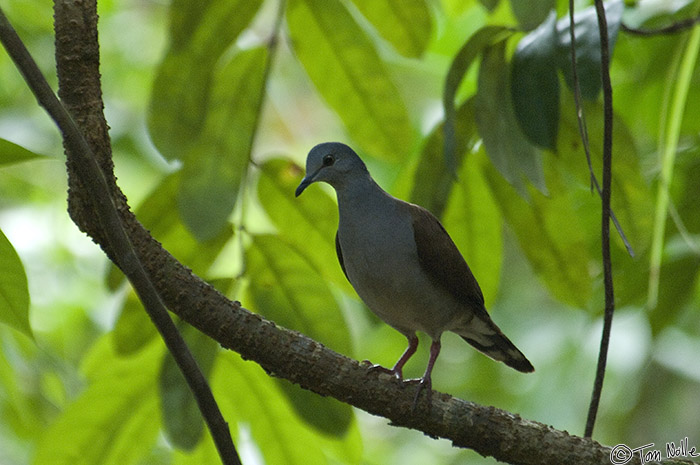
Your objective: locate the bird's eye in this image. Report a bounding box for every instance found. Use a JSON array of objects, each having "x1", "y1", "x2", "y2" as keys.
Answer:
[{"x1": 322, "y1": 154, "x2": 335, "y2": 166}]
